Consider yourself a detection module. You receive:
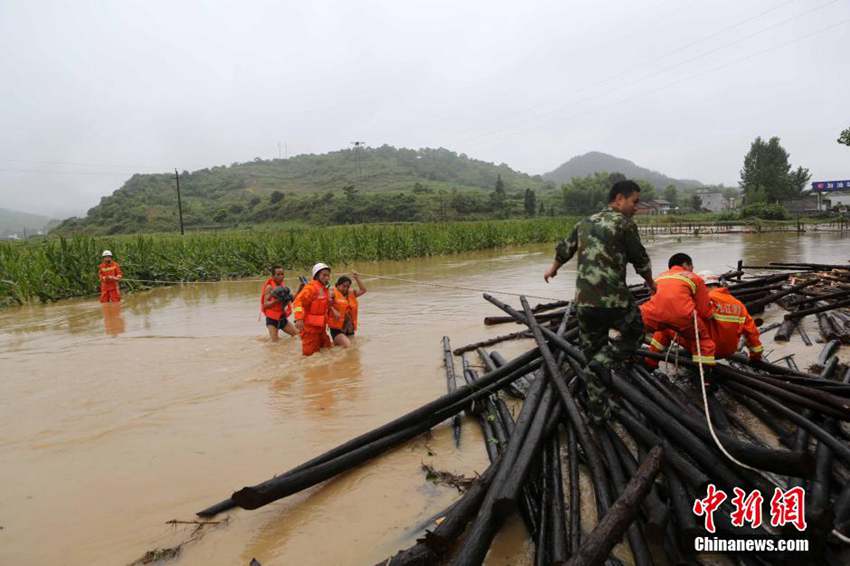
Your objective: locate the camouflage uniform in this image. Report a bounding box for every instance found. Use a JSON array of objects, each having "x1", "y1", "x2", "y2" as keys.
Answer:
[{"x1": 554, "y1": 208, "x2": 652, "y2": 422}]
